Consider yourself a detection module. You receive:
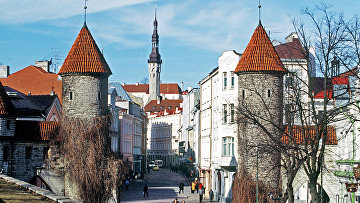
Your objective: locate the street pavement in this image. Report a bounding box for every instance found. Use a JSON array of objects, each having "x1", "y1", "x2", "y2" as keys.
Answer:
[{"x1": 121, "y1": 168, "x2": 212, "y2": 203}]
